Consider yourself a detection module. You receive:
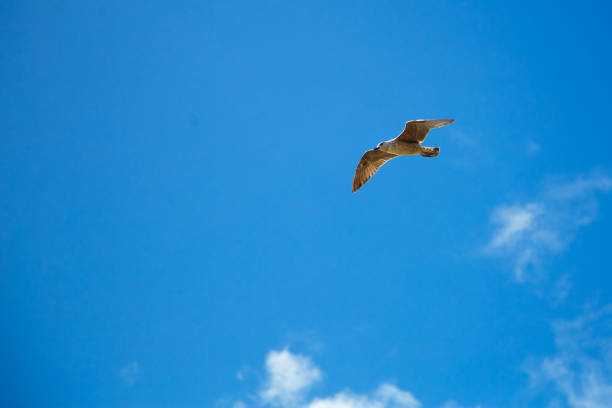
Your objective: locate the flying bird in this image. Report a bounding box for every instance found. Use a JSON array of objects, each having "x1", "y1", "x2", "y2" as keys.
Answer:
[{"x1": 352, "y1": 119, "x2": 455, "y2": 193}]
